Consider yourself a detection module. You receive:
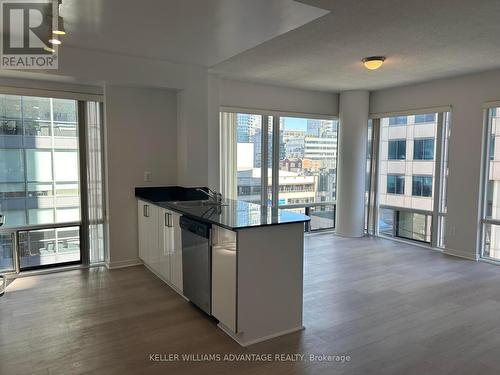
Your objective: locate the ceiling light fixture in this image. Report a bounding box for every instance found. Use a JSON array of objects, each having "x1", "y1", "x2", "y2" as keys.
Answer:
[
  {"x1": 53, "y1": 16, "x2": 66, "y2": 35},
  {"x1": 362, "y1": 56, "x2": 386, "y2": 70}
]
